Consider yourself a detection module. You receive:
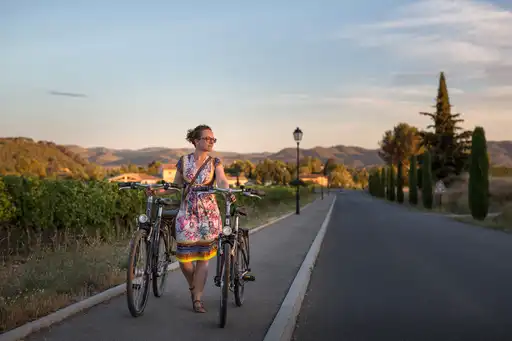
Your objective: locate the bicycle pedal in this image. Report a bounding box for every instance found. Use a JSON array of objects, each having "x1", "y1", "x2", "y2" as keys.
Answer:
[{"x1": 242, "y1": 274, "x2": 255, "y2": 281}]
